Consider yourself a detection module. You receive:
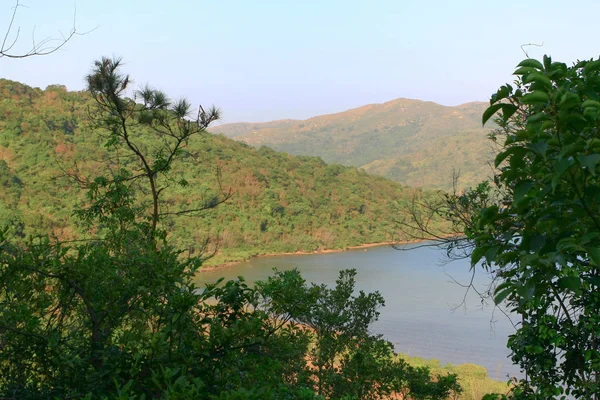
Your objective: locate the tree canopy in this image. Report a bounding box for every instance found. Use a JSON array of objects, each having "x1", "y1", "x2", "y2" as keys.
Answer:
[
  {"x1": 0, "y1": 77, "x2": 449, "y2": 265},
  {"x1": 0, "y1": 58, "x2": 463, "y2": 399},
  {"x1": 430, "y1": 56, "x2": 600, "y2": 399}
]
